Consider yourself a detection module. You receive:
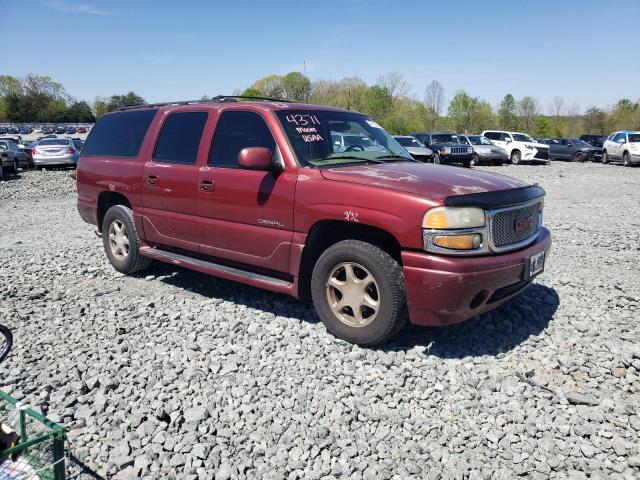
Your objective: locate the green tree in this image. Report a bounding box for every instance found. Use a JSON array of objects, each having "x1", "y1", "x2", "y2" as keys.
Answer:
[
  {"x1": 251, "y1": 75, "x2": 285, "y2": 98},
  {"x1": 361, "y1": 86, "x2": 392, "y2": 121},
  {"x1": 92, "y1": 97, "x2": 109, "y2": 119},
  {"x1": 281, "y1": 72, "x2": 311, "y2": 102},
  {"x1": 517, "y1": 96, "x2": 538, "y2": 133},
  {"x1": 582, "y1": 107, "x2": 607, "y2": 134},
  {"x1": 106, "y1": 91, "x2": 146, "y2": 111},
  {"x1": 447, "y1": 91, "x2": 494, "y2": 133},
  {"x1": 240, "y1": 87, "x2": 262, "y2": 98},
  {"x1": 66, "y1": 101, "x2": 96, "y2": 122},
  {"x1": 498, "y1": 94, "x2": 517, "y2": 130},
  {"x1": 534, "y1": 116, "x2": 555, "y2": 138}
]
